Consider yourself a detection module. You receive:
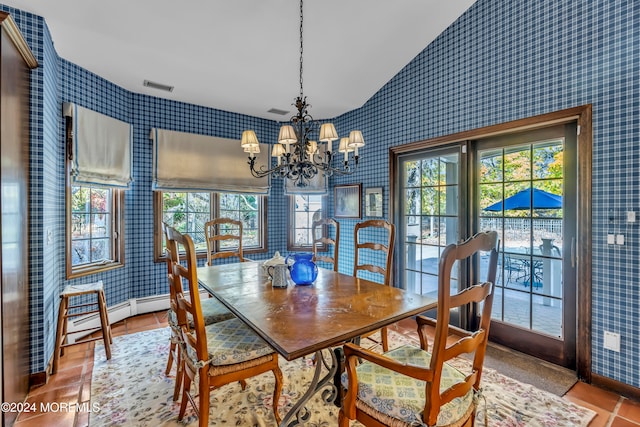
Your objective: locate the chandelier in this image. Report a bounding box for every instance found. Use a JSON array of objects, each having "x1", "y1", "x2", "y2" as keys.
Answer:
[{"x1": 240, "y1": 0, "x2": 364, "y2": 188}]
